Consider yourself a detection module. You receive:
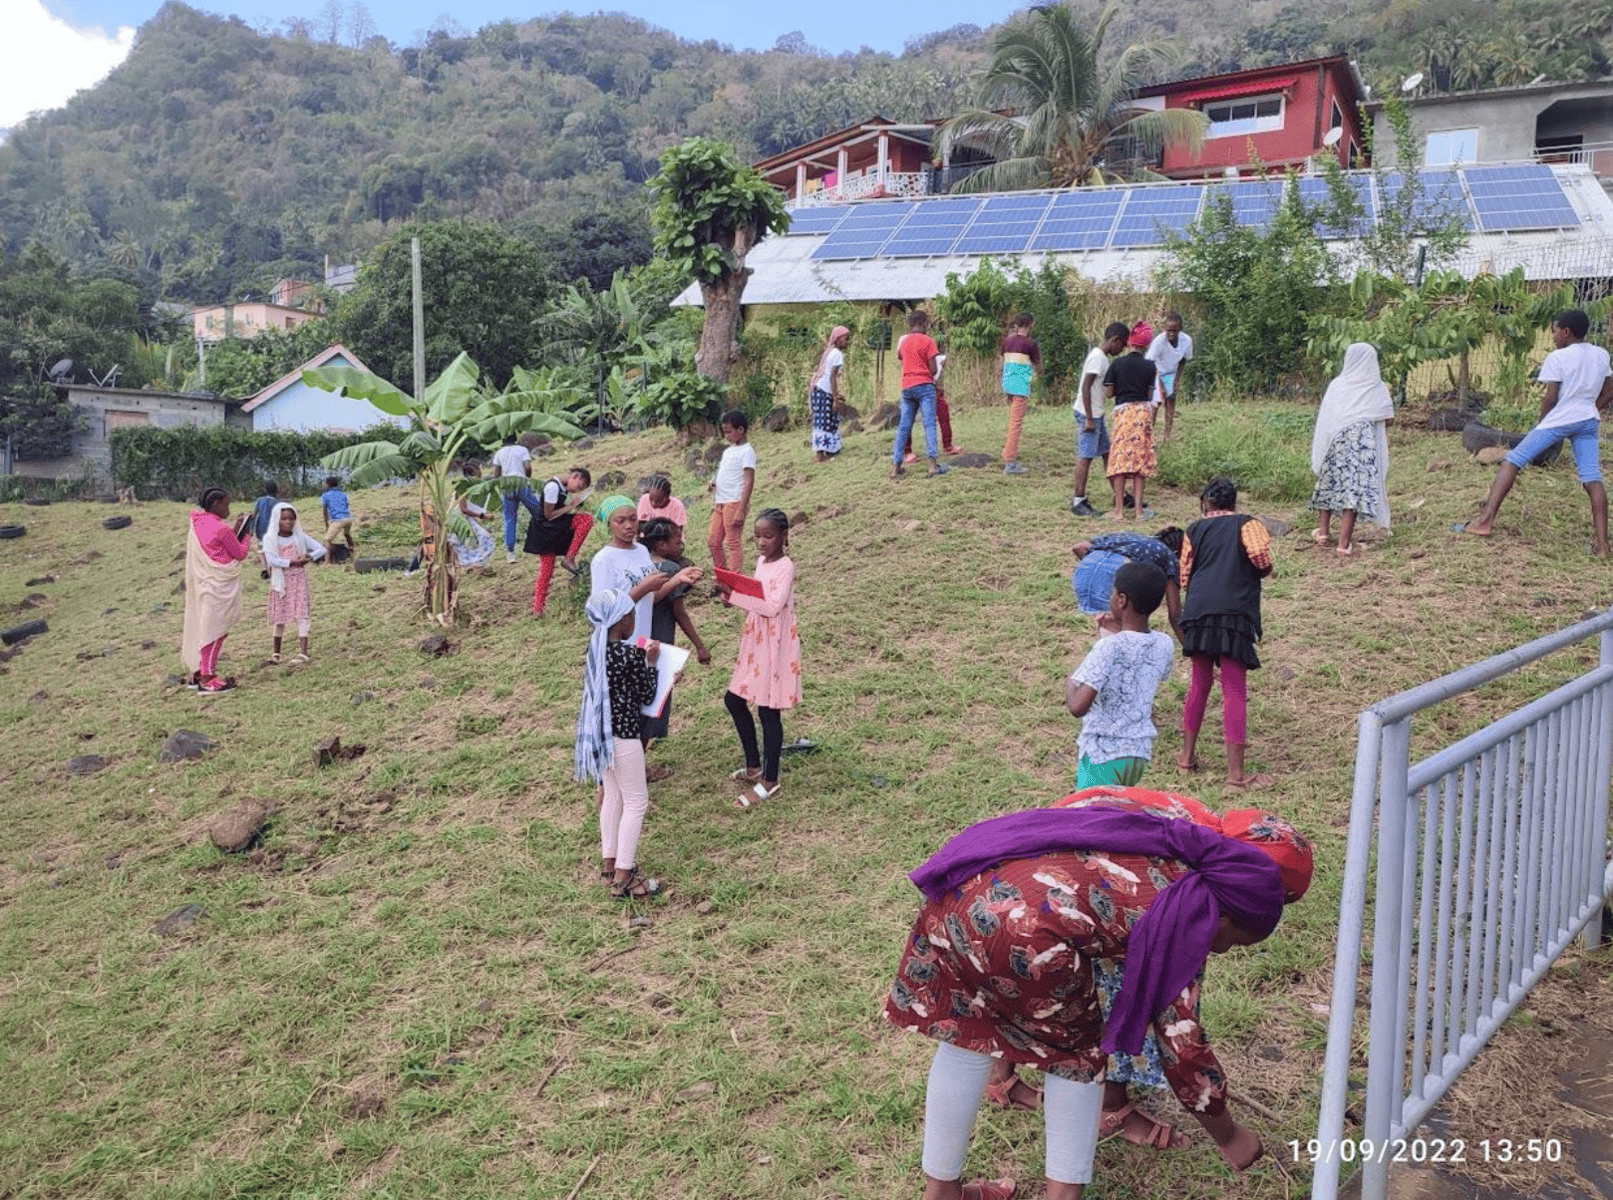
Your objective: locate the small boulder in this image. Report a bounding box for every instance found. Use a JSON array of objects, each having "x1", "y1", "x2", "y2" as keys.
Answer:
[
  {"x1": 313, "y1": 735, "x2": 367, "y2": 768},
  {"x1": 159, "y1": 729, "x2": 216, "y2": 763},
  {"x1": 838, "y1": 403, "x2": 862, "y2": 422},
  {"x1": 842, "y1": 419, "x2": 864, "y2": 434},
  {"x1": 949, "y1": 453, "x2": 996, "y2": 469},
  {"x1": 417, "y1": 634, "x2": 454, "y2": 657},
  {"x1": 153, "y1": 904, "x2": 206, "y2": 937},
  {"x1": 574, "y1": 437, "x2": 597, "y2": 450},
  {"x1": 1426, "y1": 458, "x2": 1453, "y2": 472},
  {"x1": 761, "y1": 405, "x2": 791, "y2": 433},
  {"x1": 1258, "y1": 516, "x2": 1294, "y2": 538},
  {"x1": 596, "y1": 469, "x2": 627, "y2": 489},
  {"x1": 209, "y1": 797, "x2": 276, "y2": 852},
  {"x1": 867, "y1": 402, "x2": 901, "y2": 432},
  {"x1": 66, "y1": 754, "x2": 110, "y2": 776},
  {"x1": 24, "y1": 575, "x2": 56, "y2": 586},
  {"x1": 789, "y1": 510, "x2": 809, "y2": 530},
  {"x1": 1475, "y1": 446, "x2": 1509, "y2": 465},
  {"x1": 20, "y1": 594, "x2": 47, "y2": 609},
  {"x1": 702, "y1": 439, "x2": 725, "y2": 467},
  {"x1": 534, "y1": 443, "x2": 555, "y2": 457}
]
